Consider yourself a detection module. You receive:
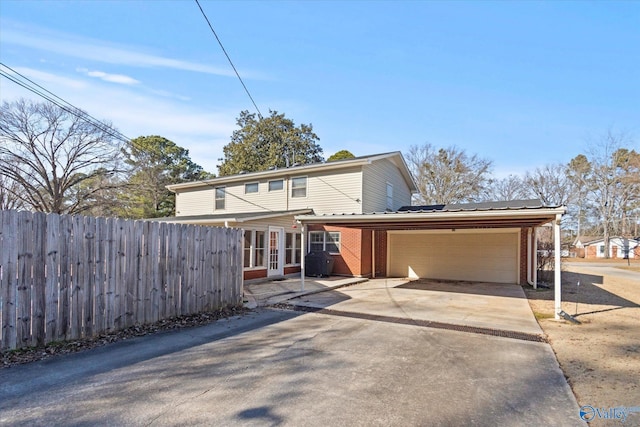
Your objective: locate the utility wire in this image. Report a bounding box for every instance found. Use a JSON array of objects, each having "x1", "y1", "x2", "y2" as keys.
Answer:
[
  {"x1": 0, "y1": 63, "x2": 132, "y2": 144},
  {"x1": 194, "y1": 0, "x2": 263, "y2": 119}
]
